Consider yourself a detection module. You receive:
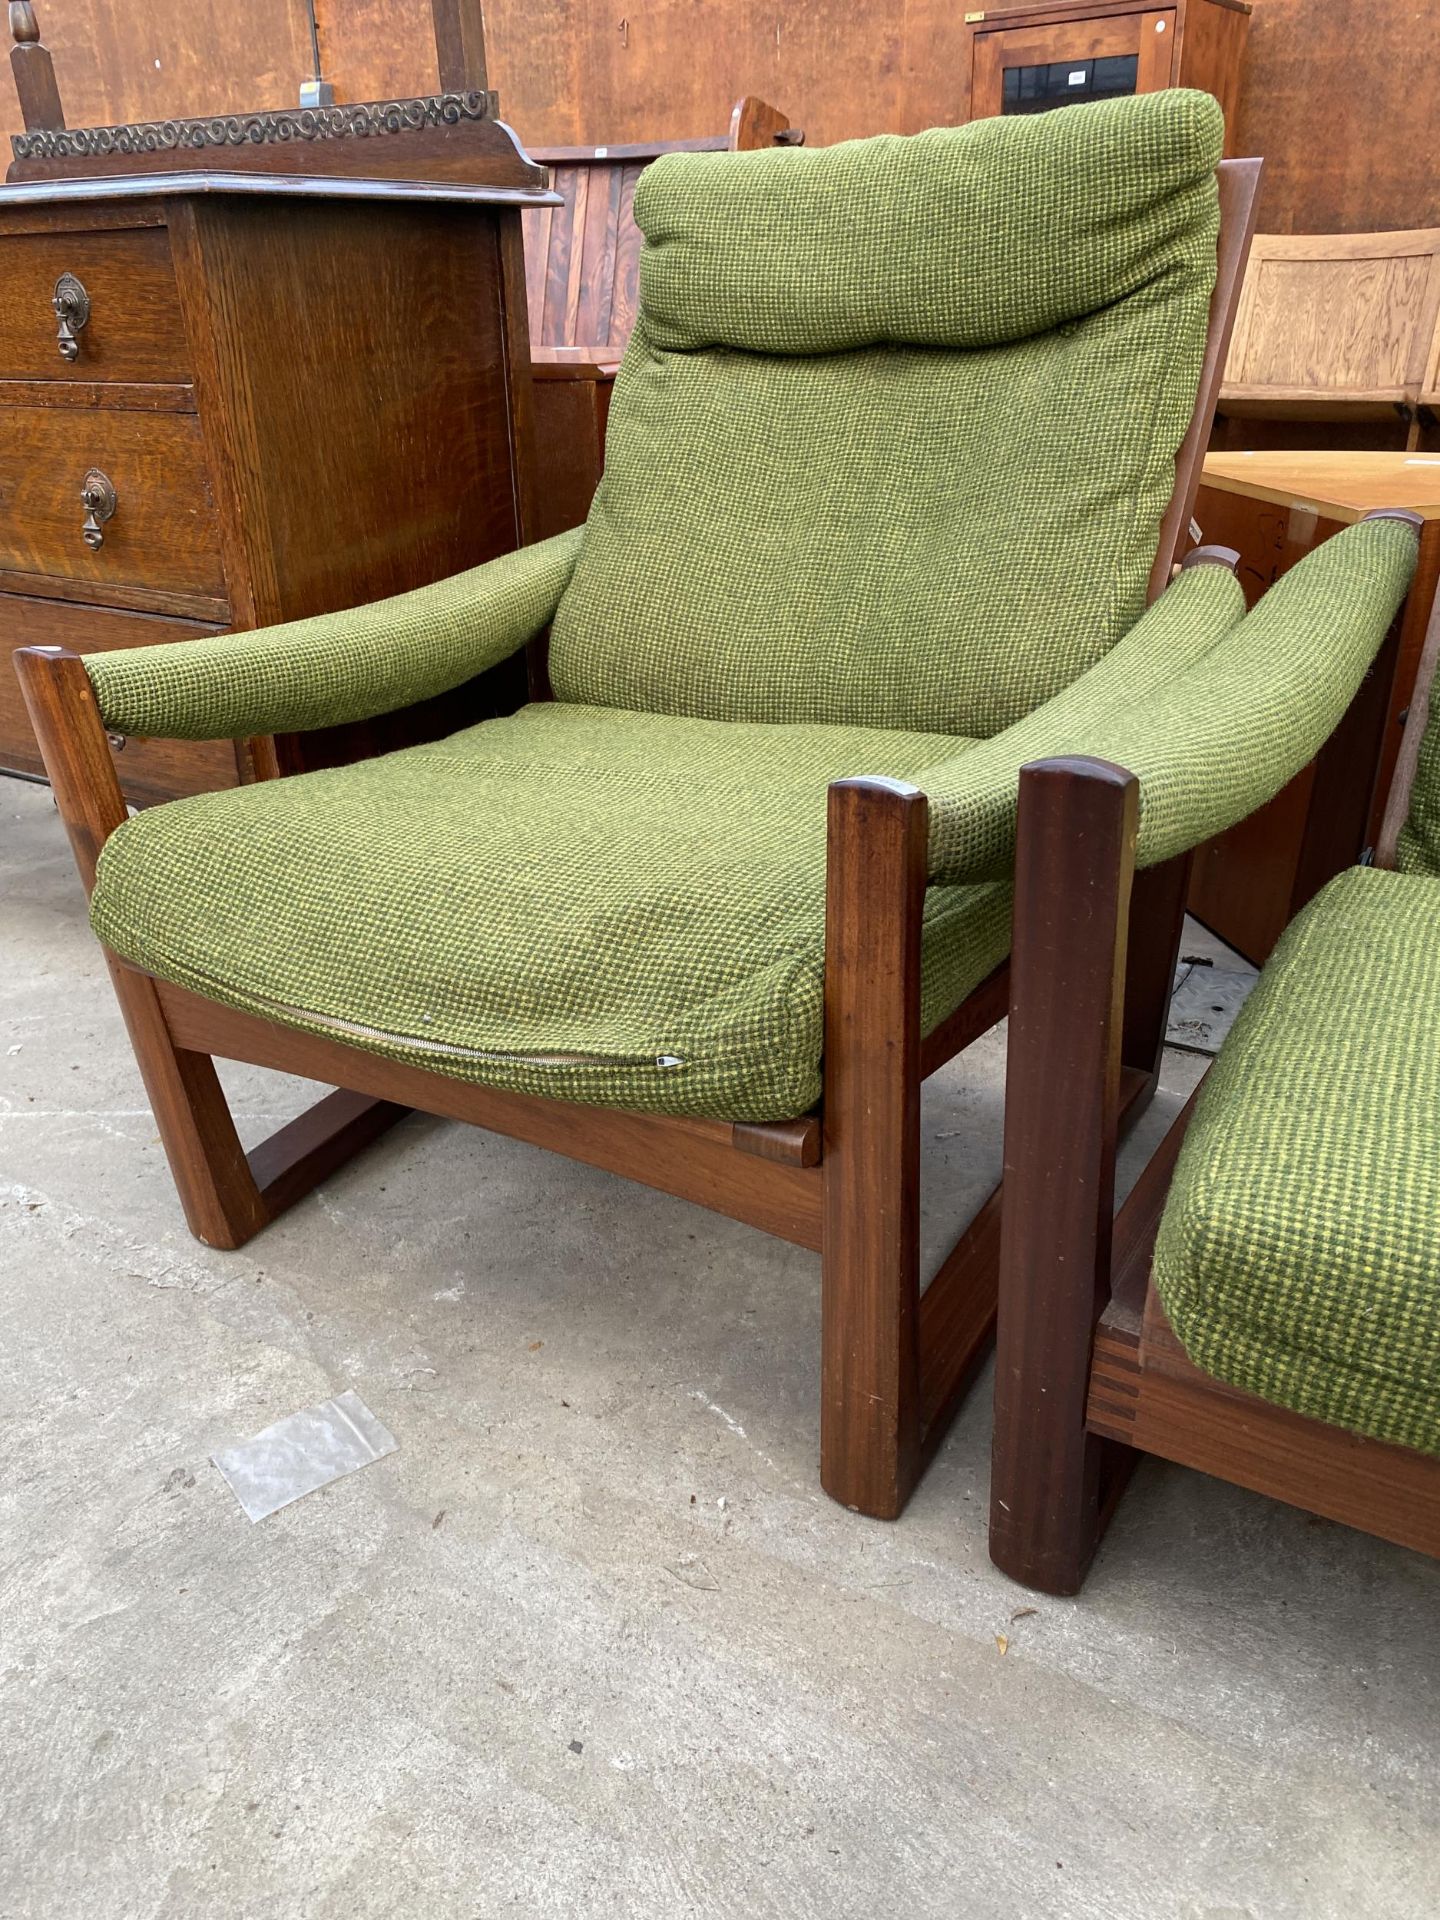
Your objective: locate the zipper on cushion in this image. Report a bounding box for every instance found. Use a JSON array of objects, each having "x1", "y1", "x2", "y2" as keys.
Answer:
[{"x1": 174, "y1": 967, "x2": 685, "y2": 1071}]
